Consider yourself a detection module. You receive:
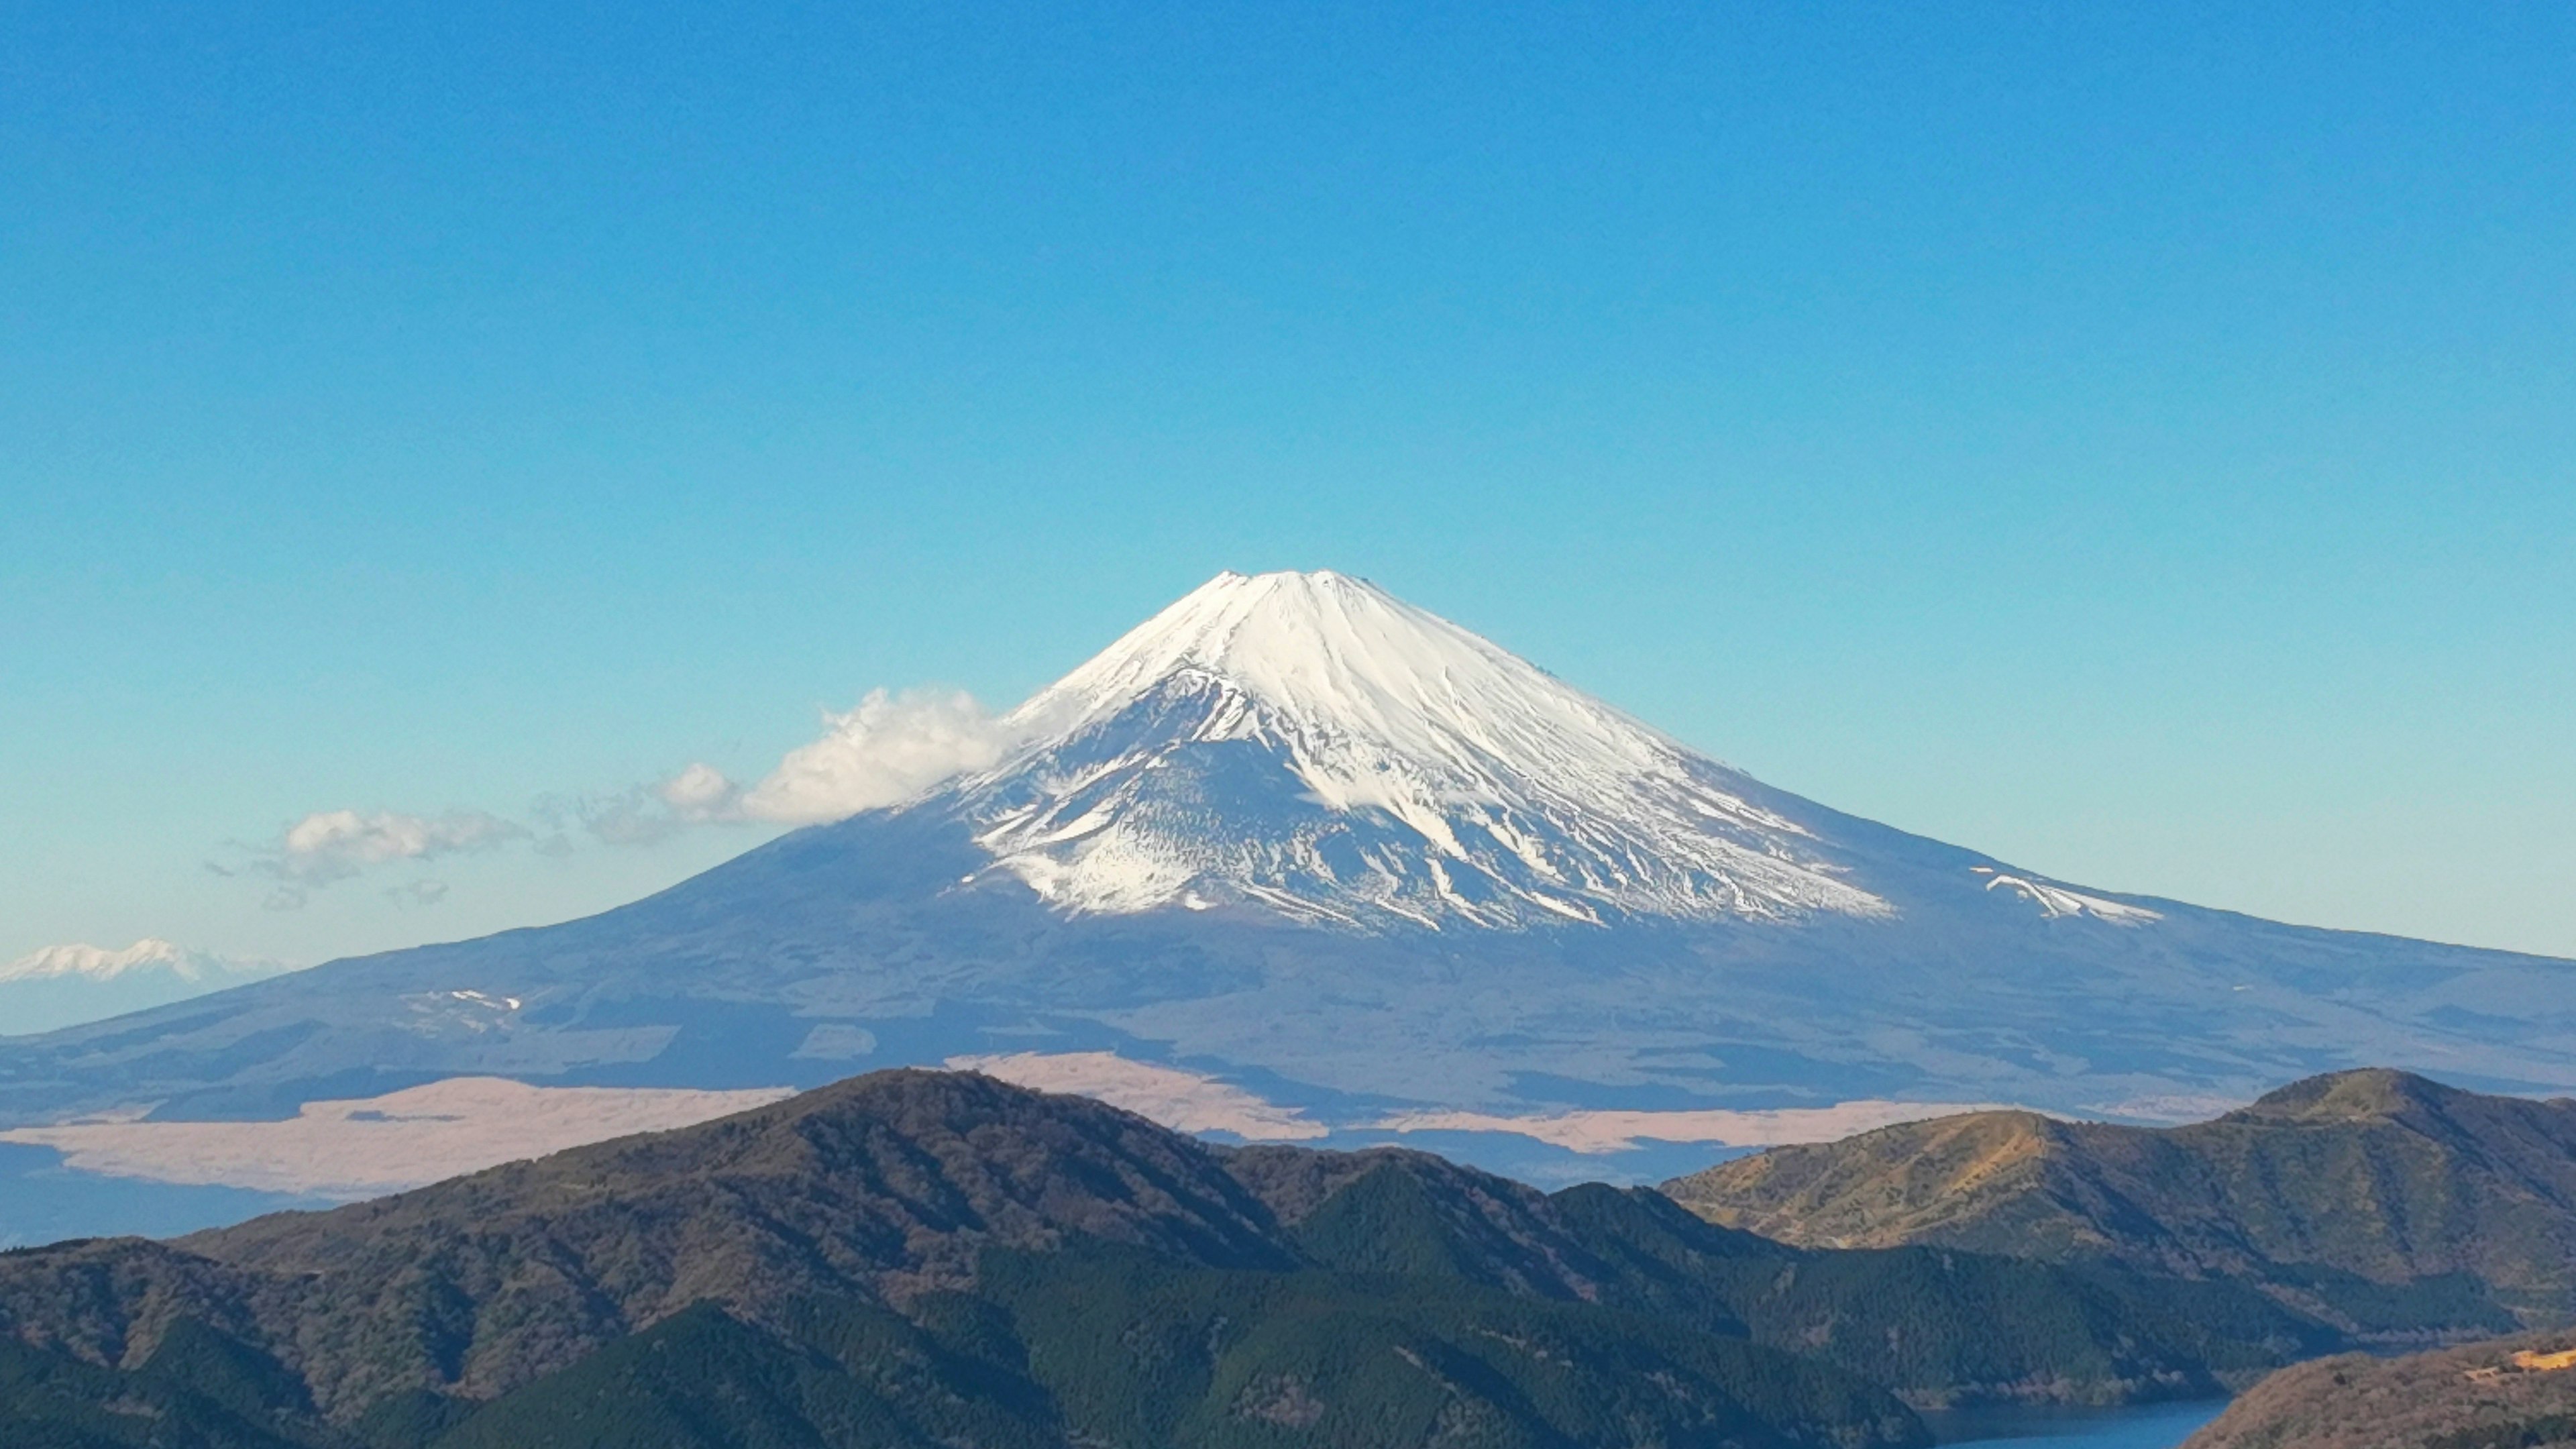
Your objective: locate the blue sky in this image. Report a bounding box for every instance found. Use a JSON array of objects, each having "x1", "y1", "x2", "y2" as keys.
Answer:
[{"x1": 5, "y1": 1, "x2": 2572, "y2": 967}]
